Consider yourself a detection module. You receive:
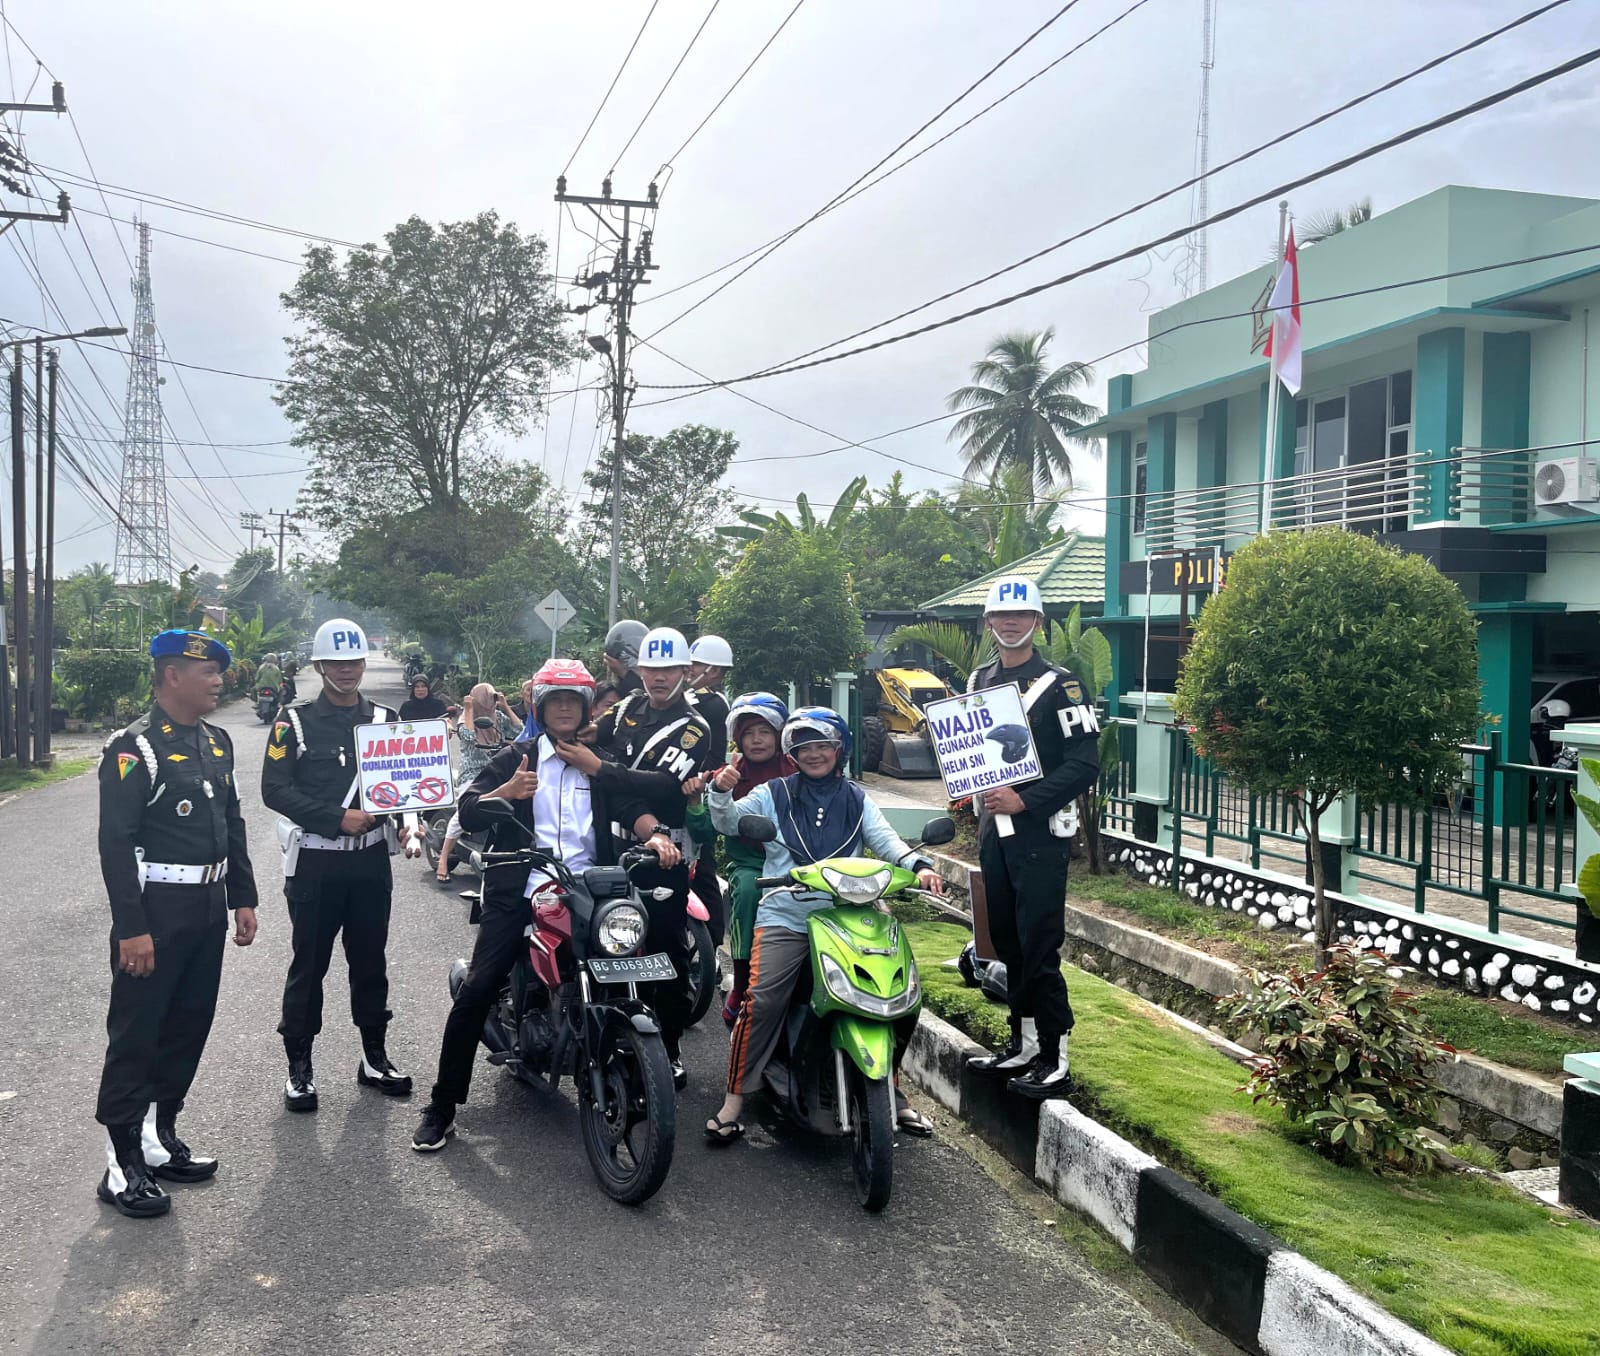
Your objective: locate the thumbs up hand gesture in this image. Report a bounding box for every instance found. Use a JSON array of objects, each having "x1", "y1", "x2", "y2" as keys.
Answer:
[{"x1": 497, "y1": 754, "x2": 539, "y2": 802}]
